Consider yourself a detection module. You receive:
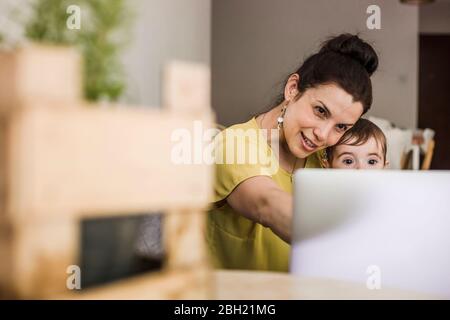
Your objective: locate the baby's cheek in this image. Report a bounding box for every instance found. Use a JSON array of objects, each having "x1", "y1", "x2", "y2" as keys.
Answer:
[{"x1": 330, "y1": 160, "x2": 344, "y2": 169}]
